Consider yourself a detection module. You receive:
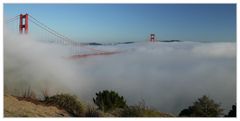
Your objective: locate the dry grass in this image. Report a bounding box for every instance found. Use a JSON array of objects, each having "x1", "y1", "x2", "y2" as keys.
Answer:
[
  {"x1": 84, "y1": 104, "x2": 104, "y2": 117},
  {"x1": 44, "y1": 94, "x2": 84, "y2": 116},
  {"x1": 4, "y1": 95, "x2": 70, "y2": 117}
]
